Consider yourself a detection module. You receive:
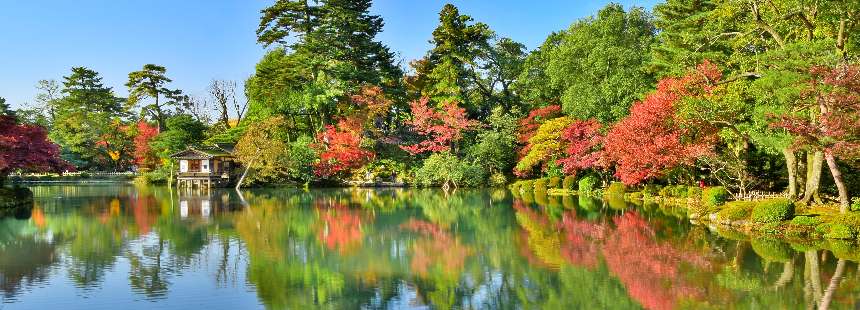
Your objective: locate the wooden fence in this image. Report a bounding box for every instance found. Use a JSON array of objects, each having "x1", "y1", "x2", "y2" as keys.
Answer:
[
  {"x1": 10, "y1": 171, "x2": 136, "y2": 177},
  {"x1": 737, "y1": 190, "x2": 790, "y2": 201}
]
